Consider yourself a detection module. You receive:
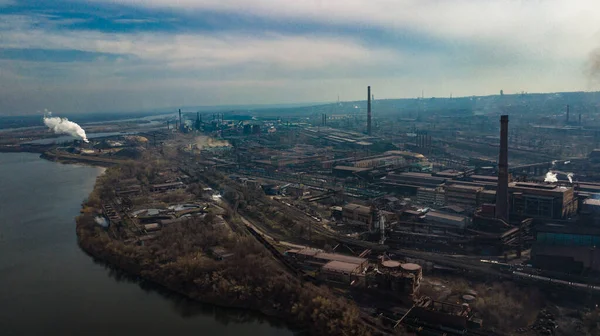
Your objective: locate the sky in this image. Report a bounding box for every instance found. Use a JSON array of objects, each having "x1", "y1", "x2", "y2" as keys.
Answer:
[{"x1": 1, "y1": 0, "x2": 600, "y2": 115}]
